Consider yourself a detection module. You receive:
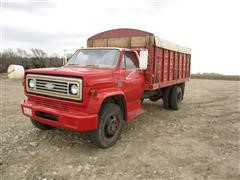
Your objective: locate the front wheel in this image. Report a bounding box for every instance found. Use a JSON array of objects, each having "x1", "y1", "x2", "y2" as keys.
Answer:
[{"x1": 89, "y1": 103, "x2": 123, "y2": 148}]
